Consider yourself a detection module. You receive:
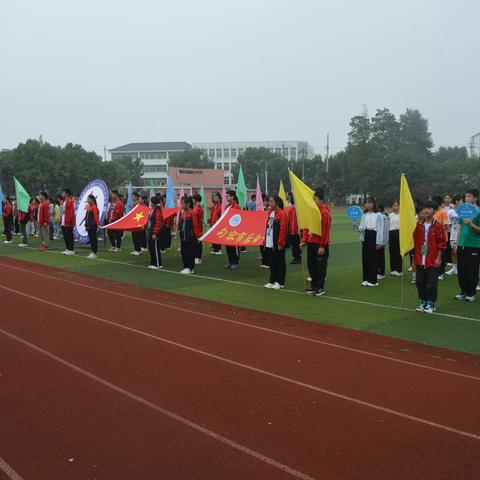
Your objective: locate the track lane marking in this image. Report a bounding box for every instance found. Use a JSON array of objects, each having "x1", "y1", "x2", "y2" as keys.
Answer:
[
  {"x1": 0, "y1": 457, "x2": 24, "y2": 480},
  {"x1": 0, "y1": 261, "x2": 479, "y2": 382},
  {"x1": 1, "y1": 284, "x2": 479, "y2": 442}
]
